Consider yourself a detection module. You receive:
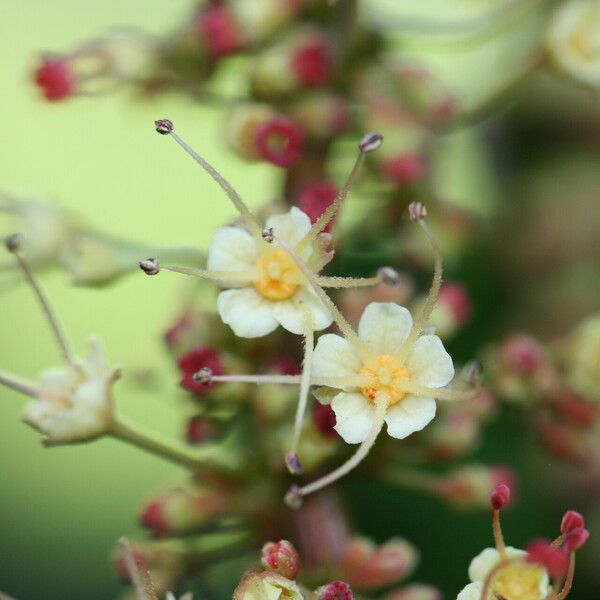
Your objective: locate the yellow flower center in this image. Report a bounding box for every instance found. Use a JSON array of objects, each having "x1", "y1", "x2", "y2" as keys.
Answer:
[
  {"x1": 360, "y1": 354, "x2": 409, "y2": 406},
  {"x1": 493, "y1": 563, "x2": 546, "y2": 600},
  {"x1": 254, "y1": 248, "x2": 301, "y2": 300}
]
